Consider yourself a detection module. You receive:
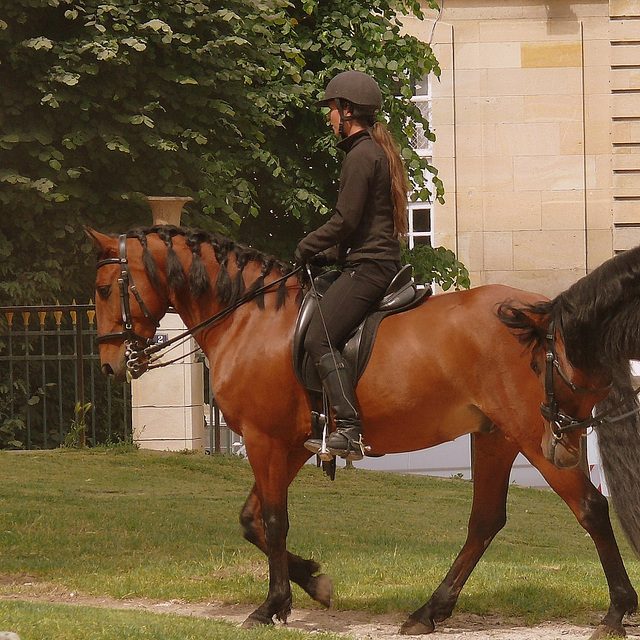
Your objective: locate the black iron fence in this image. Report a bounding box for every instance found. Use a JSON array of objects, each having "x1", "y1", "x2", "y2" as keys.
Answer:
[{"x1": 0, "y1": 302, "x2": 131, "y2": 449}]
